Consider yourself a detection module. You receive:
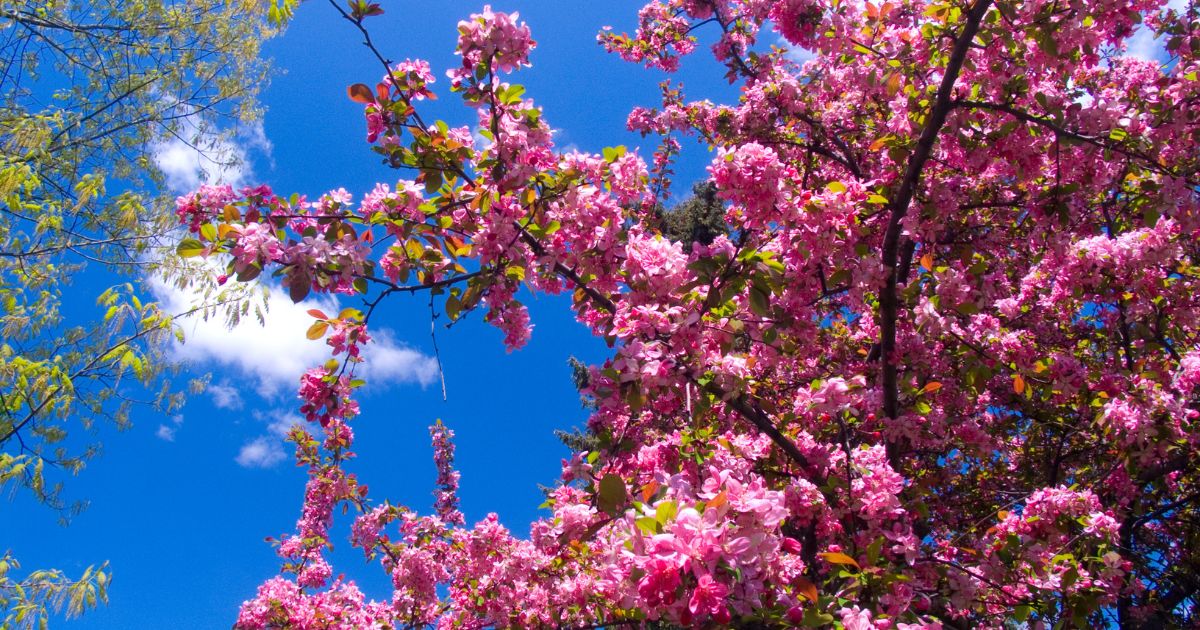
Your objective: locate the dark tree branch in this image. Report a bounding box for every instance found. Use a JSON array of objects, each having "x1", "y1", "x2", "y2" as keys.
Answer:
[{"x1": 879, "y1": 0, "x2": 992, "y2": 427}]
